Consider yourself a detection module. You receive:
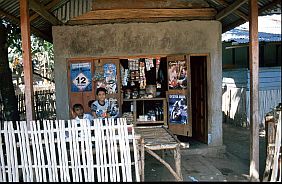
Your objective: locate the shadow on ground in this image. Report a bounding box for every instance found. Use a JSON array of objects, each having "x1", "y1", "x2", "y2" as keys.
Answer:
[{"x1": 143, "y1": 123, "x2": 266, "y2": 182}]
